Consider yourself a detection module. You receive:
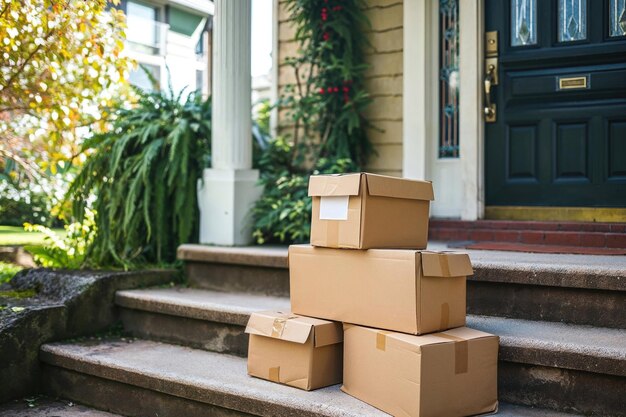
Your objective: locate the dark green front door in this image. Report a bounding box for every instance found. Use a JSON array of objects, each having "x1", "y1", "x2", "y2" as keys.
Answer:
[{"x1": 485, "y1": 0, "x2": 626, "y2": 207}]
